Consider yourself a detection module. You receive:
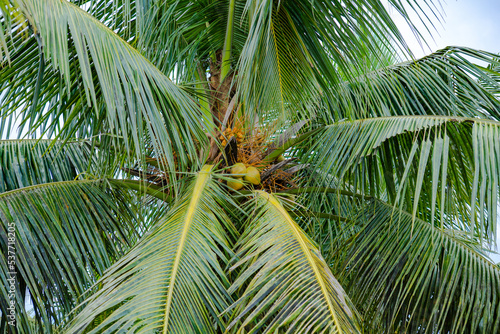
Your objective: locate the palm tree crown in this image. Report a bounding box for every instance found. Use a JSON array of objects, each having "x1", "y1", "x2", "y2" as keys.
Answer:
[{"x1": 1, "y1": 0, "x2": 499, "y2": 333}]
